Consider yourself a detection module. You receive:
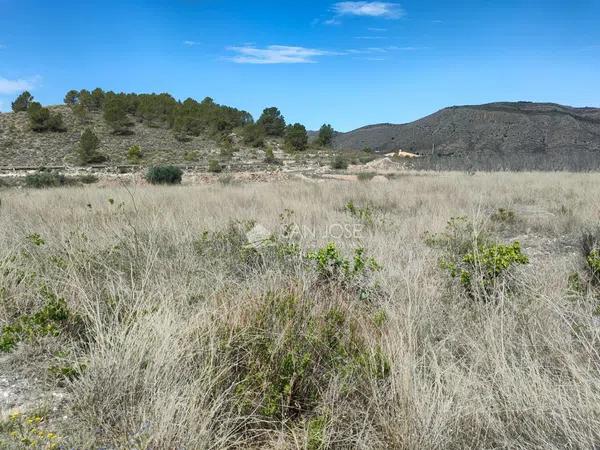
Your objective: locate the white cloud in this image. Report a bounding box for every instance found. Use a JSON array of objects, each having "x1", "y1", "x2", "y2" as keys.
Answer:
[
  {"x1": 355, "y1": 36, "x2": 387, "y2": 40},
  {"x1": 368, "y1": 27, "x2": 388, "y2": 32},
  {"x1": 0, "y1": 76, "x2": 39, "y2": 95},
  {"x1": 332, "y1": 2, "x2": 405, "y2": 19},
  {"x1": 227, "y1": 45, "x2": 339, "y2": 64},
  {"x1": 183, "y1": 40, "x2": 200, "y2": 46}
]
